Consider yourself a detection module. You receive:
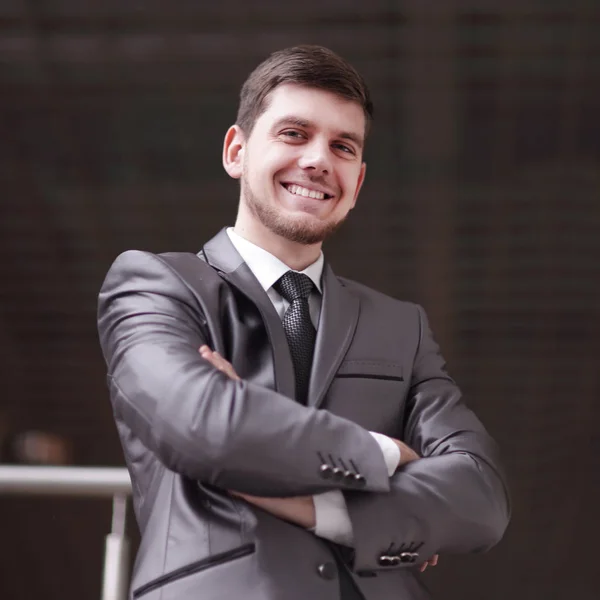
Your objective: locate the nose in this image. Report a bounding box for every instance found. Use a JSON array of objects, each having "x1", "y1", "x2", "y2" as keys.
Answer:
[{"x1": 297, "y1": 140, "x2": 332, "y2": 175}]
